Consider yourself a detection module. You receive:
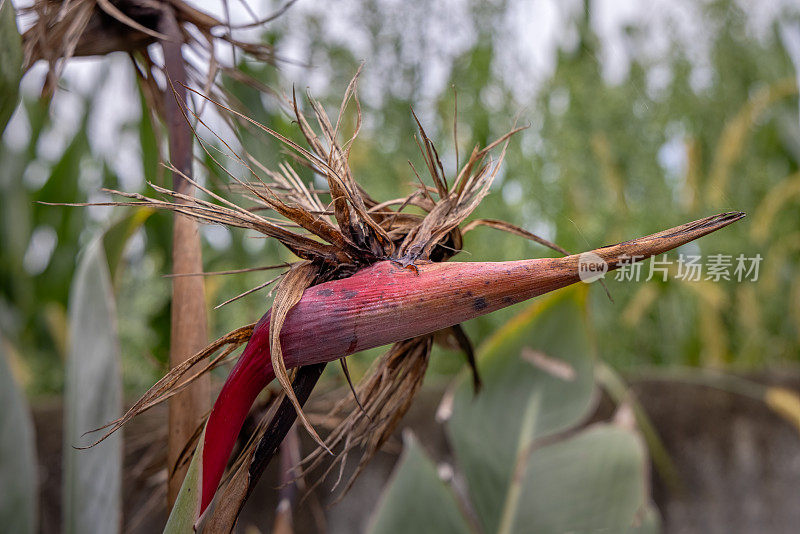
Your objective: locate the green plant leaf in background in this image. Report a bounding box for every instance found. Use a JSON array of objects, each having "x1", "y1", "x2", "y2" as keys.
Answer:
[
  {"x1": 0, "y1": 0, "x2": 22, "y2": 134},
  {"x1": 0, "y1": 340, "x2": 38, "y2": 534},
  {"x1": 103, "y1": 207, "x2": 155, "y2": 286},
  {"x1": 368, "y1": 431, "x2": 473, "y2": 534},
  {"x1": 62, "y1": 238, "x2": 122, "y2": 534},
  {"x1": 501, "y1": 424, "x2": 649, "y2": 534},
  {"x1": 447, "y1": 287, "x2": 597, "y2": 532}
]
